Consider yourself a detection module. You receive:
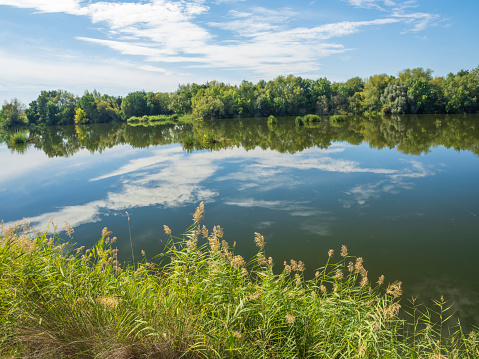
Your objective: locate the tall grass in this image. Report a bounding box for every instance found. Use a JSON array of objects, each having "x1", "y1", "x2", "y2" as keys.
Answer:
[{"x1": 1, "y1": 207, "x2": 478, "y2": 358}]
